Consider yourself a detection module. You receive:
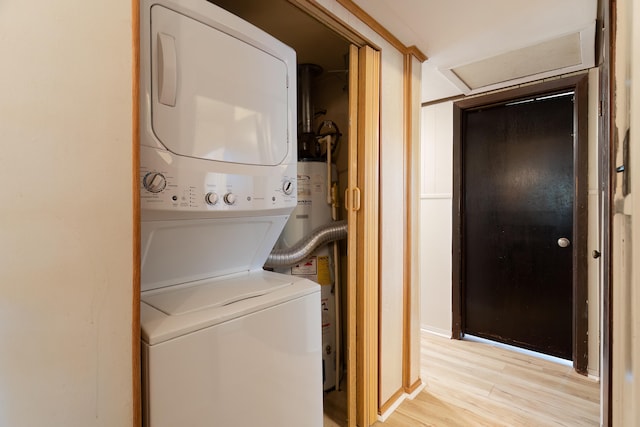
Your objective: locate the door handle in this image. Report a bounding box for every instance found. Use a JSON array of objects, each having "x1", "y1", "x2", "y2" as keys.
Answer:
[
  {"x1": 557, "y1": 237, "x2": 571, "y2": 248},
  {"x1": 344, "y1": 187, "x2": 361, "y2": 212},
  {"x1": 157, "y1": 32, "x2": 177, "y2": 106}
]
